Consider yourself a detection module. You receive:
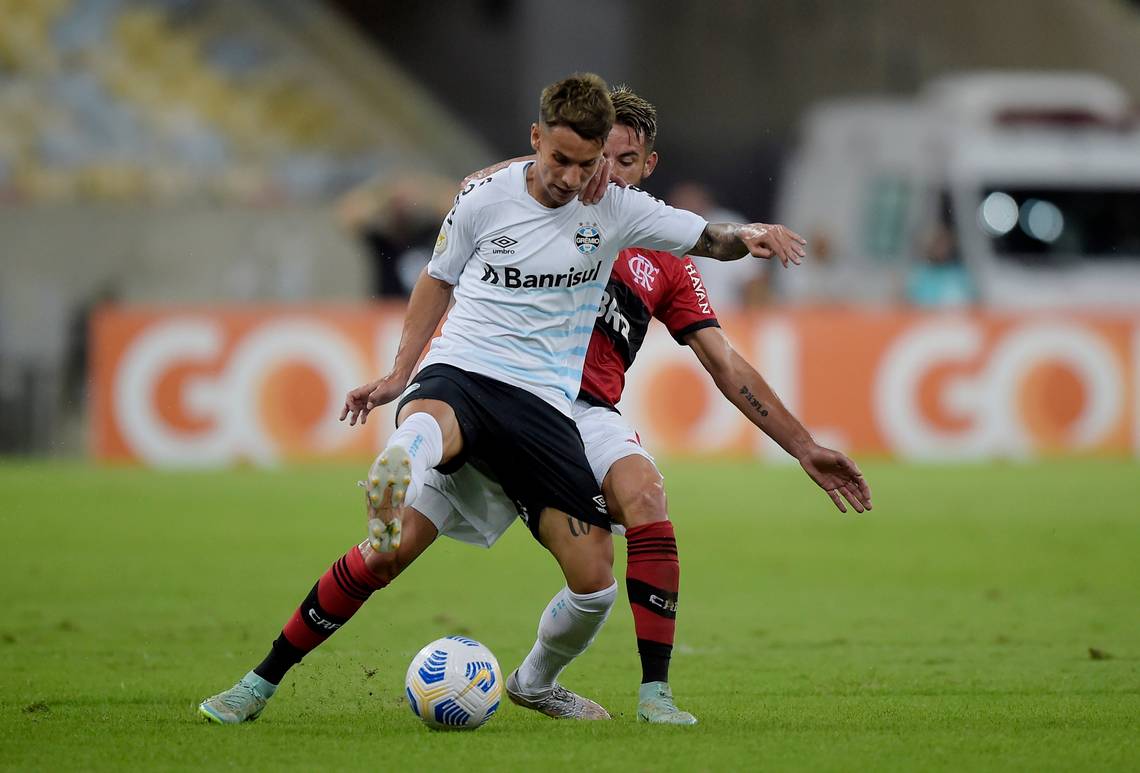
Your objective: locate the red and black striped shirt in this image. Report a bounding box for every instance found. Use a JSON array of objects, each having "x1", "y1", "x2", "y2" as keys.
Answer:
[{"x1": 579, "y1": 248, "x2": 719, "y2": 409}]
